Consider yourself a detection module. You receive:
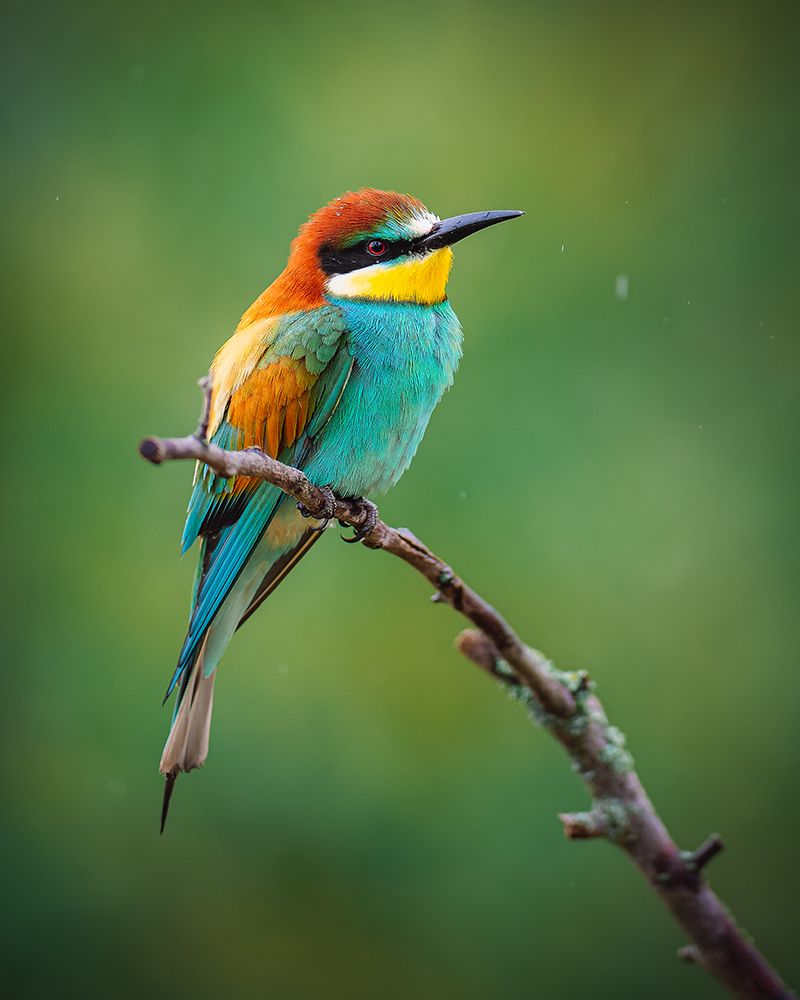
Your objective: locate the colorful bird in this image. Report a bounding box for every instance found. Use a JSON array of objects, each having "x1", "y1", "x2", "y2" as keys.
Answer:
[{"x1": 160, "y1": 189, "x2": 522, "y2": 828}]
